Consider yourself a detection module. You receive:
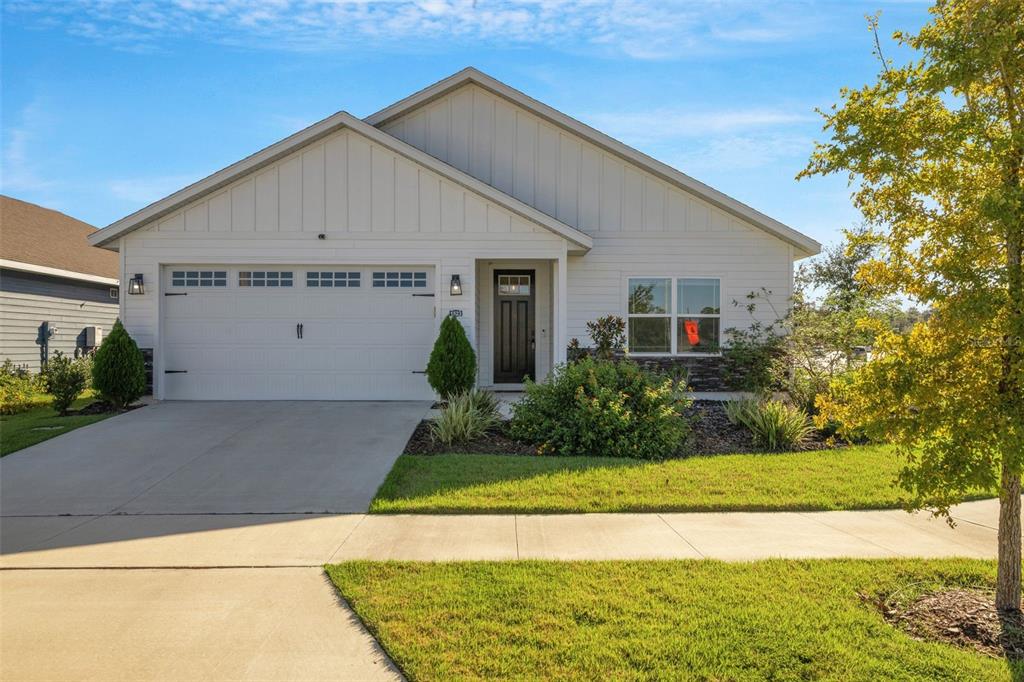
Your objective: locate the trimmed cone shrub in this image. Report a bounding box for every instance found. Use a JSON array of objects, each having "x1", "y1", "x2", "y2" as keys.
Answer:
[
  {"x1": 509, "y1": 357, "x2": 689, "y2": 459},
  {"x1": 426, "y1": 316, "x2": 477, "y2": 399},
  {"x1": 92, "y1": 319, "x2": 146, "y2": 409},
  {"x1": 44, "y1": 351, "x2": 90, "y2": 415}
]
